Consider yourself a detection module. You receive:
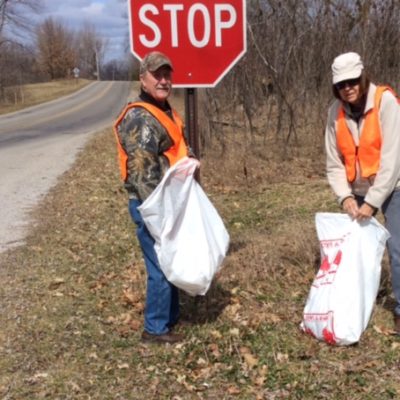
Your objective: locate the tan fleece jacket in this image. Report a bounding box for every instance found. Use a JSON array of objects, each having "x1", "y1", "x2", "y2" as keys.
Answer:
[{"x1": 325, "y1": 83, "x2": 400, "y2": 208}]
